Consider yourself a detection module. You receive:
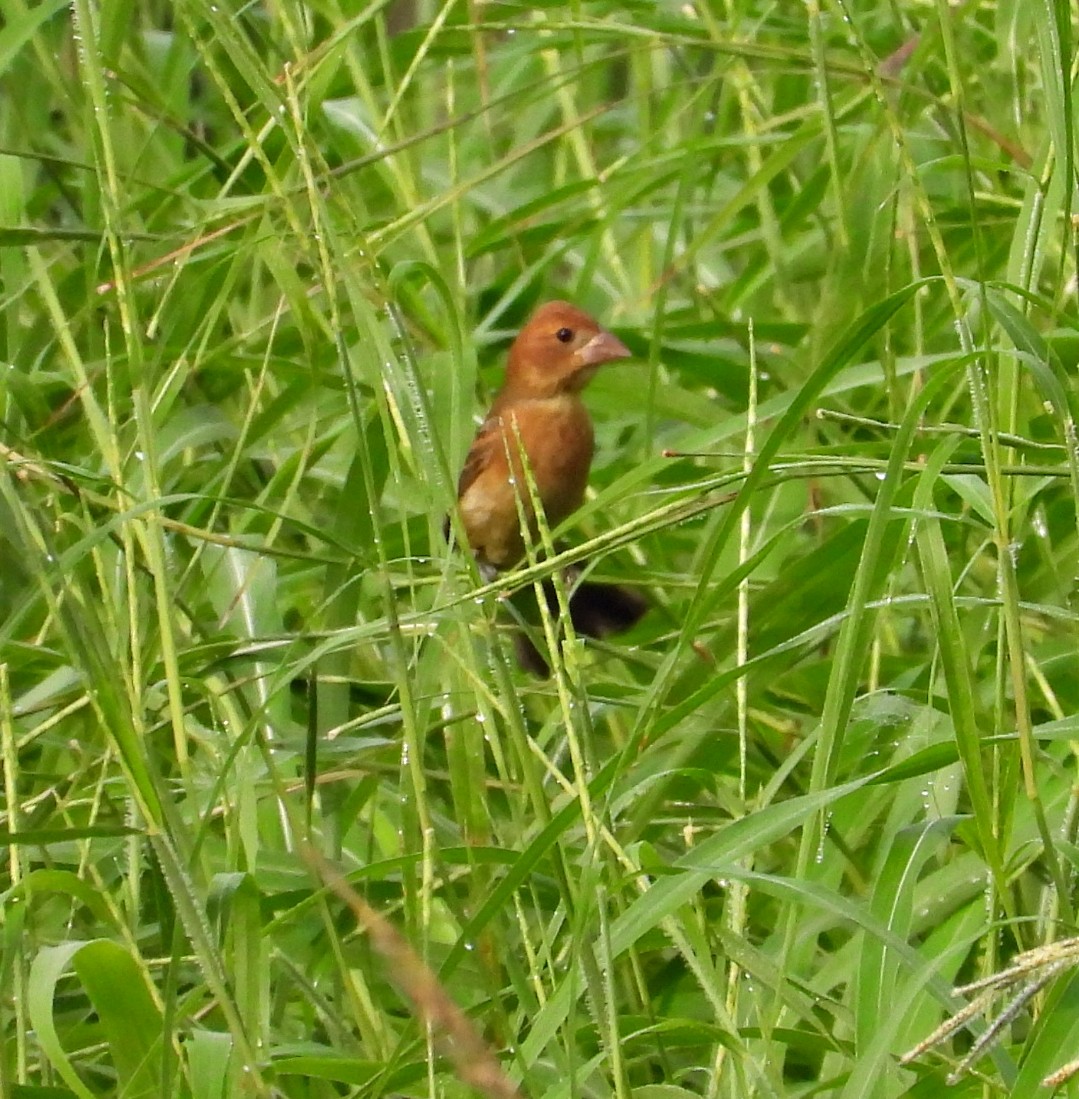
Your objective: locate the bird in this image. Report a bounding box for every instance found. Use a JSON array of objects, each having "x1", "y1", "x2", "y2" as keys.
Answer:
[{"x1": 449, "y1": 300, "x2": 648, "y2": 674}]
